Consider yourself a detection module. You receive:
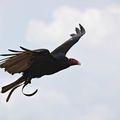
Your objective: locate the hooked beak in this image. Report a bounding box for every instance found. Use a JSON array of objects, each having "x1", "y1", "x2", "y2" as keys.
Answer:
[{"x1": 69, "y1": 58, "x2": 81, "y2": 66}]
